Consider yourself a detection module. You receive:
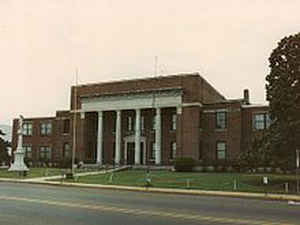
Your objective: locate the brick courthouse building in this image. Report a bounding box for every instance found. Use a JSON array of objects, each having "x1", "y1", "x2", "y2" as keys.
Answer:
[{"x1": 12, "y1": 73, "x2": 270, "y2": 165}]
